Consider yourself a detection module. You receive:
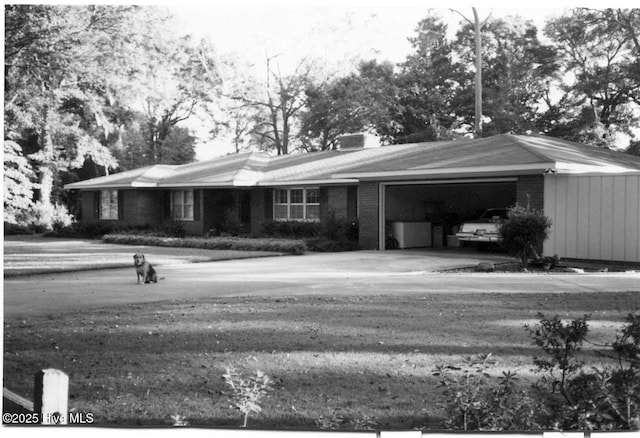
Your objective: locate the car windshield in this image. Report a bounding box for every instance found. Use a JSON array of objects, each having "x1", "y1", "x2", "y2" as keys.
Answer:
[{"x1": 480, "y1": 209, "x2": 508, "y2": 220}]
